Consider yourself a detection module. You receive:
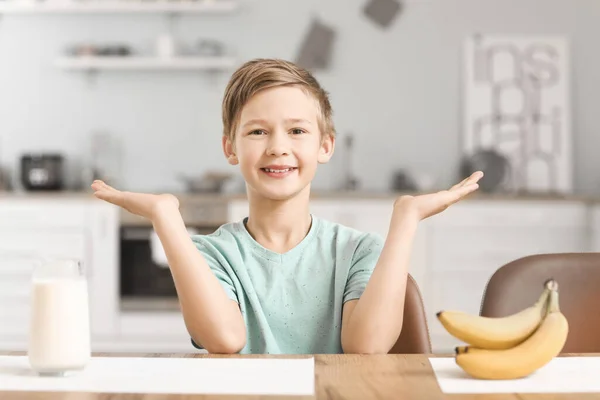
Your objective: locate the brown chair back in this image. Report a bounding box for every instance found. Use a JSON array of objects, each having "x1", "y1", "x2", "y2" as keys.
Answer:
[
  {"x1": 480, "y1": 253, "x2": 600, "y2": 353},
  {"x1": 389, "y1": 274, "x2": 432, "y2": 354}
]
